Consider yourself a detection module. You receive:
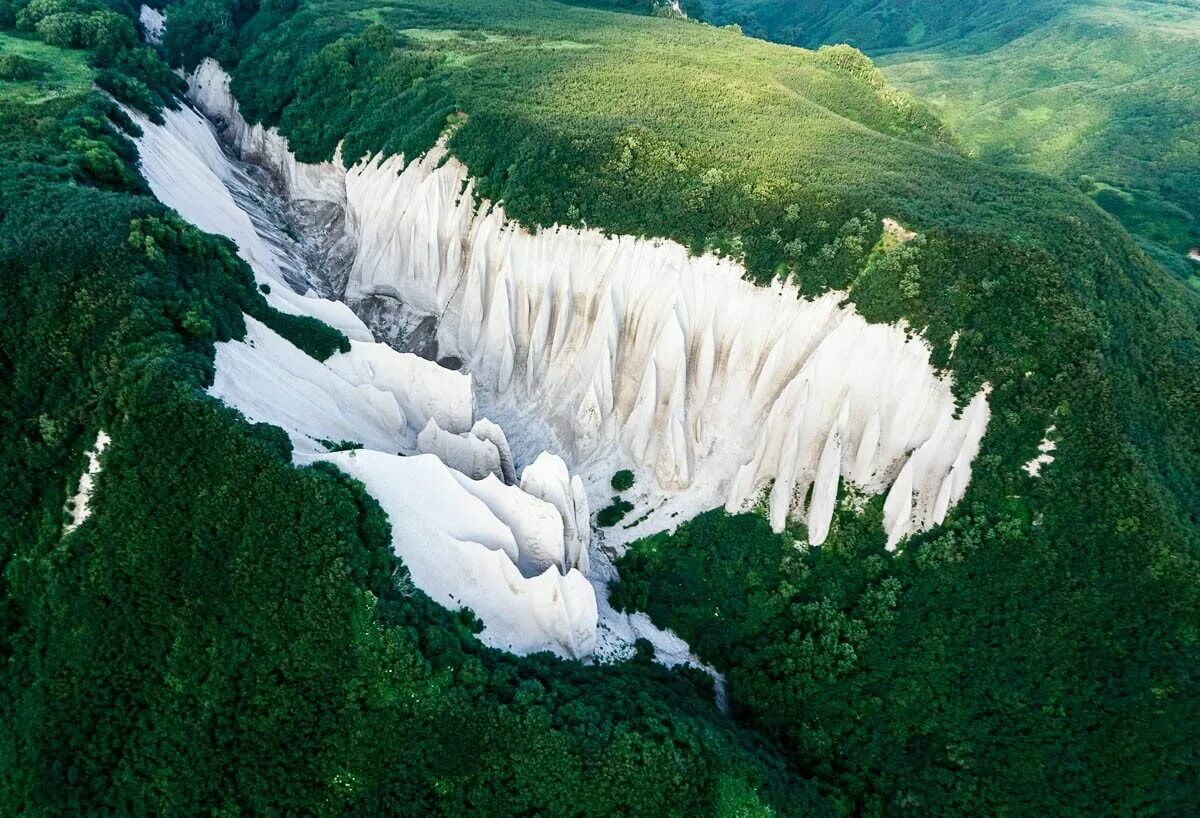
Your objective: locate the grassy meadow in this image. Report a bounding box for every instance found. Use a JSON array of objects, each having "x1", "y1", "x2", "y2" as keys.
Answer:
[{"x1": 695, "y1": 0, "x2": 1200, "y2": 274}]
